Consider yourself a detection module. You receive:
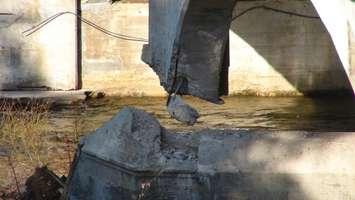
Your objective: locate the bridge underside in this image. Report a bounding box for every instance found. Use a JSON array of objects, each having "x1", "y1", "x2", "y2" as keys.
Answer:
[{"x1": 142, "y1": 0, "x2": 355, "y2": 99}]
